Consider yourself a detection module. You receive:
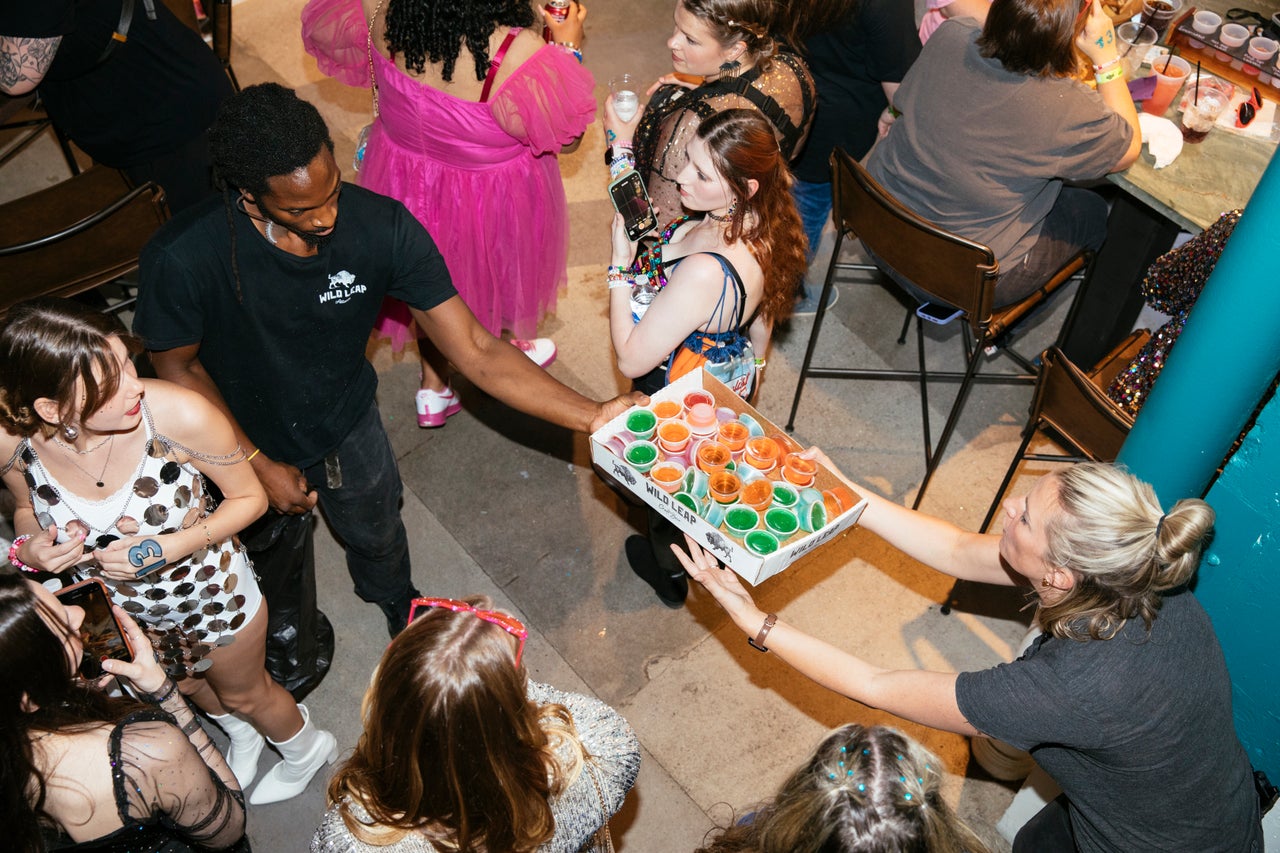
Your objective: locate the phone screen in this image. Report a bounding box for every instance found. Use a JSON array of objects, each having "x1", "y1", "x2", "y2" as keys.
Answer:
[
  {"x1": 609, "y1": 171, "x2": 657, "y2": 240},
  {"x1": 56, "y1": 580, "x2": 132, "y2": 679}
]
